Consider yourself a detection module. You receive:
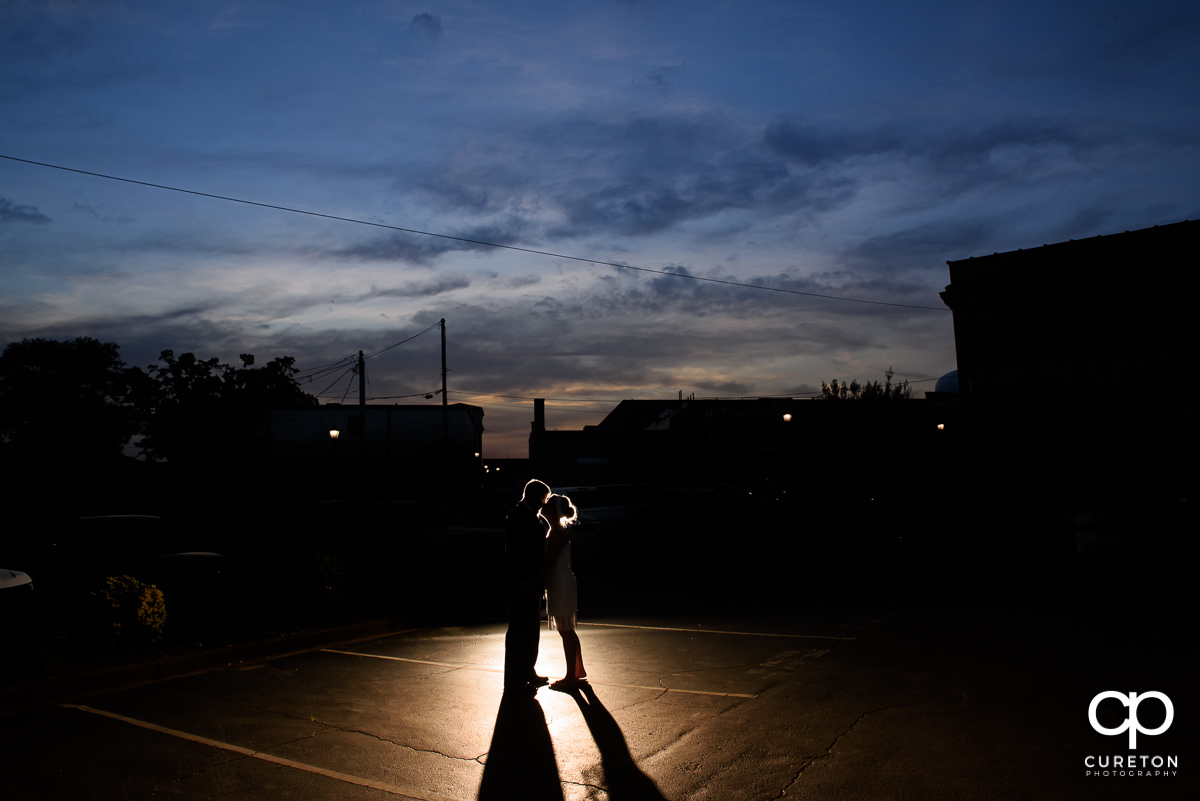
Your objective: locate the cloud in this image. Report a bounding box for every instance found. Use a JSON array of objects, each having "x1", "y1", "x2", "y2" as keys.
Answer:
[
  {"x1": 335, "y1": 220, "x2": 530, "y2": 265},
  {"x1": 409, "y1": 13, "x2": 443, "y2": 40},
  {"x1": 374, "y1": 277, "x2": 471, "y2": 298},
  {"x1": 396, "y1": 110, "x2": 844, "y2": 245},
  {"x1": 0, "y1": 197, "x2": 52, "y2": 224},
  {"x1": 764, "y1": 116, "x2": 905, "y2": 167},
  {"x1": 335, "y1": 234, "x2": 464, "y2": 265},
  {"x1": 764, "y1": 113, "x2": 1104, "y2": 185},
  {"x1": 840, "y1": 218, "x2": 1000, "y2": 274}
]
